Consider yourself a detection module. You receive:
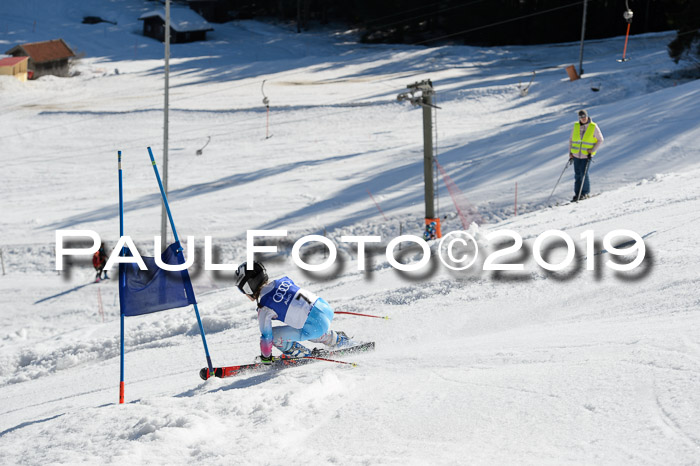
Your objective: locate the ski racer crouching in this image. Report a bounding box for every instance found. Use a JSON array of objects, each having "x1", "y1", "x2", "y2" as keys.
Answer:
[{"x1": 234, "y1": 261, "x2": 352, "y2": 364}]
